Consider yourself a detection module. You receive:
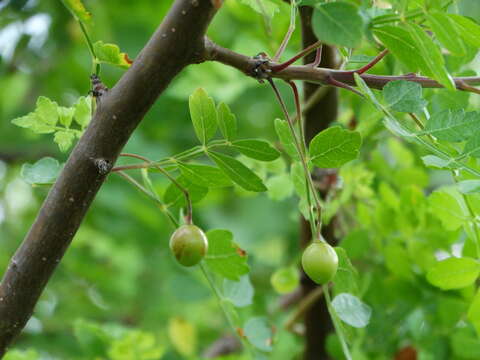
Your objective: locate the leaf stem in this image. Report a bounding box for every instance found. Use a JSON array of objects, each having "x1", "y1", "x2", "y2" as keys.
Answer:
[{"x1": 323, "y1": 285, "x2": 352, "y2": 360}]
